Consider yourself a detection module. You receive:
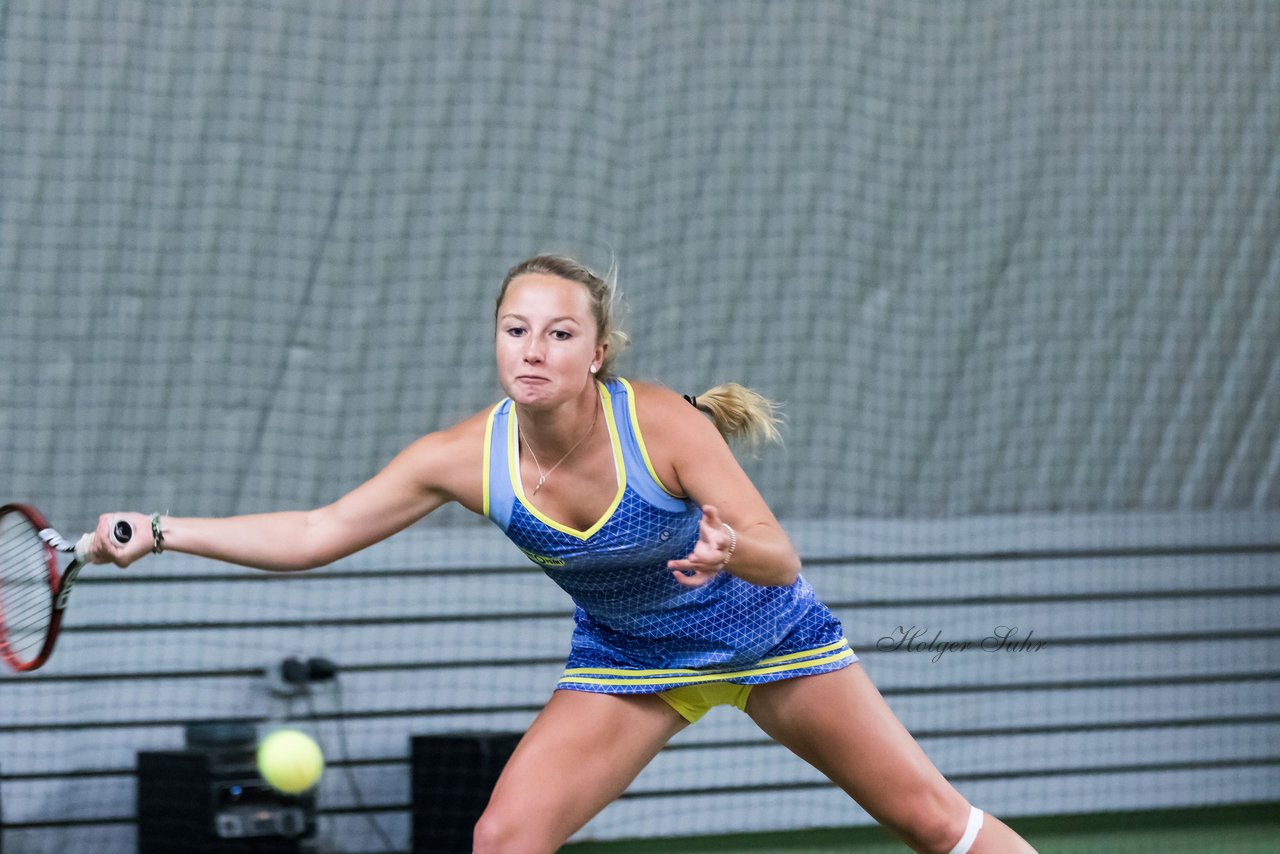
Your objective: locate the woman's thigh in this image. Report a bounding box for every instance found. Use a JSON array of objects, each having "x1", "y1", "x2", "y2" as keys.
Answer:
[
  {"x1": 474, "y1": 688, "x2": 687, "y2": 854},
  {"x1": 745, "y1": 663, "x2": 971, "y2": 852}
]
